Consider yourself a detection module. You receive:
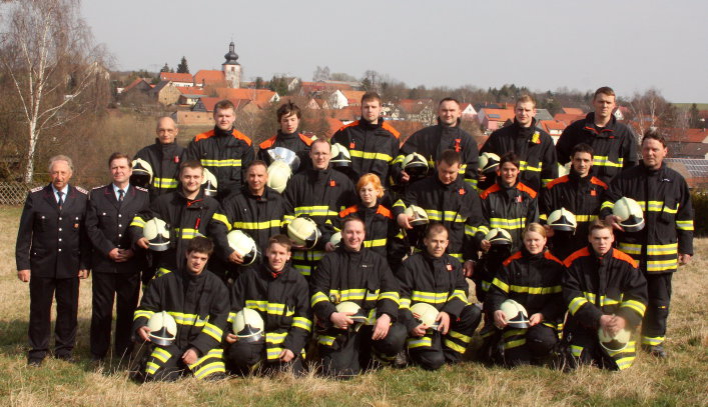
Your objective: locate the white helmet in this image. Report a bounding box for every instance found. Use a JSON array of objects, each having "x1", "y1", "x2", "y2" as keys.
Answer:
[
  {"x1": 330, "y1": 143, "x2": 352, "y2": 167},
  {"x1": 287, "y1": 217, "x2": 321, "y2": 249},
  {"x1": 484, "y1": 228, "x2": 513, "y2": 246},
  {"x1": 479, "y1": 152, "x2": 501, "y2": 174},
  {"x1": 613, "y1": 197, "x2": 645, "y2": 232},
  {"x1": 147, "y1": 311, "x2": 177, "y2": 346},
  {"x1": 598, "y1": 326, "x2": 632, "y2": 353},
  {"x1": 557, "y1": 162, "x2": 570, "y2": 178},
  {"x1": 130, "y1": 158, "x2": 153, "y2": 187},
  {"x1": 143, "y1": 218, "x2": 170, "y2": 252},
  {"x1": 547, "y1": 208, "x2": 578, "y2": 232},
  {"x1": 226, "y1": 230, "x2": 260, "y2": 266},
  {"x1": 232, "y1": 308, "x2": 265, "y2": 343},
  {"x1": 404, "y1": 205, "x2": 429, "y2": 226},
  {"x1": 267, "y1": 147, "x2": 301, "y2": 172},
  {"x1": 410, "y1": 302, "x2": 440, "y2": 330},
  {"x1": 329, "y1": 231, "x2": 342, "y2": 248},
  {"x1": 335, "y1": 301, "x2": 370, "y2": 324},
  {"x1": 500, "y1": 299, "x2": 530, "y2": 328},
  {"x1": 201, "y1": 168, "x2": 218, "y2": 197},
  {"x1": 402, "y1": 153, "x2": 429, "y2": 180},
  {"x1": 266, "y1": 160, "x2": 292, "y2": 194}
]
